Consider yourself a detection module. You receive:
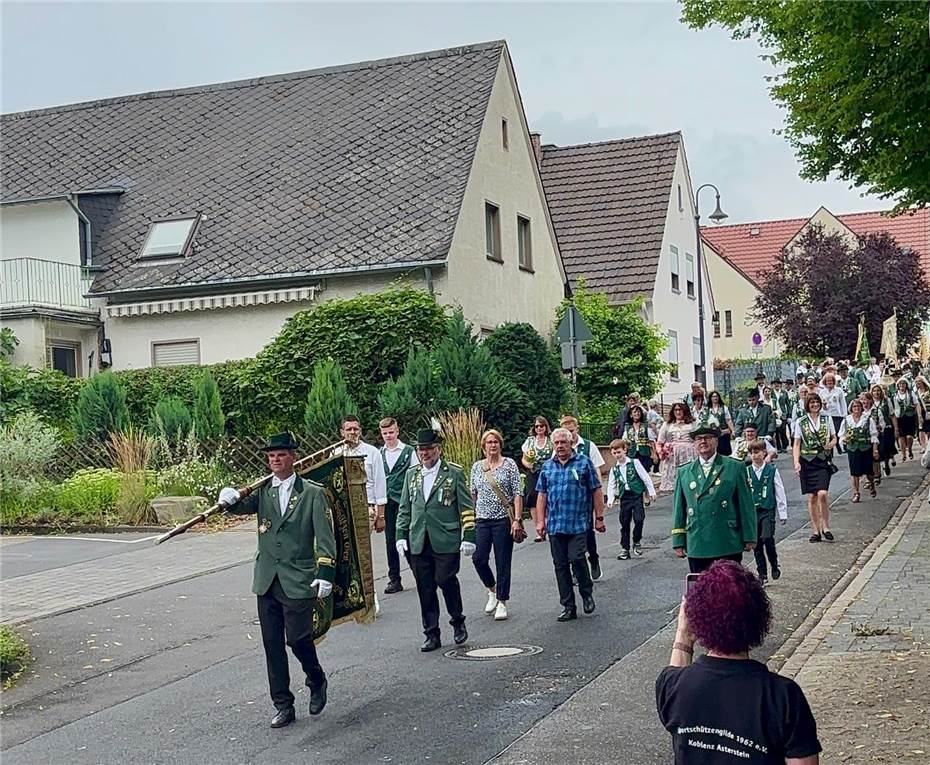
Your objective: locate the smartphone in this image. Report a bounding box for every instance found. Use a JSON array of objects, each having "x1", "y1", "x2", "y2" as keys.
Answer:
[{"x1": 685, "y1": 573, "x2": 701, "y2": 593}]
